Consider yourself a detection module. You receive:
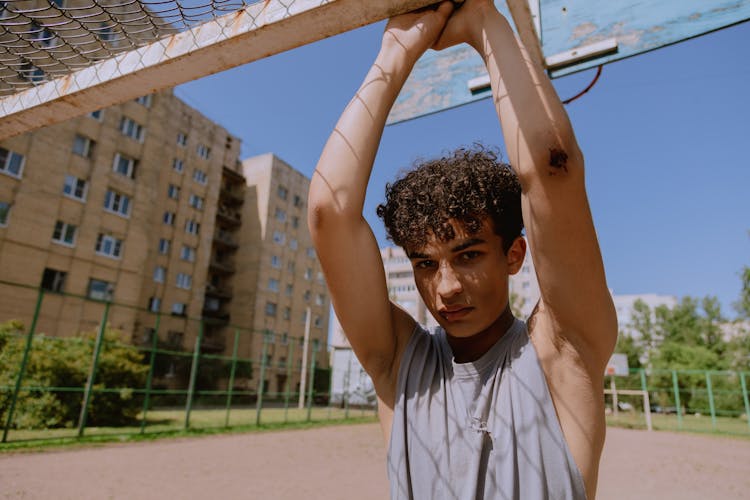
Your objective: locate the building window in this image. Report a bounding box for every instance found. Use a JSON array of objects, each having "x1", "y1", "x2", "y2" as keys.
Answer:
[
  {"x1": 167, "y1": 184, "x2": 180, "y2": 200},
  {"x1": 287, "y1": 261, "x2": 295, "y2": 273},
  {"x1": 273, "y1": 231, "x2": 285, "y2": 245},
  {"x1": 173, "y1": 158, "x2": 184, "y2": 173},
  {"x1": 188, "y1": 194, "x2": 203, "y2": 210},
  {"x1": 277, "y1": 185, "x2": 288, "y2": 200},
  {"x1": 285, "y1": 284, "x2": 293, "y2": 296},
  {"x1": 62, "y1": 175, "x2": 87, "y2": 201},
  {"x1": 112, "y1": 153, "x2": 137, "y2": 179},
  {"x1": 196, "y1": 144, "x2": 210, "y2": 160},
  {"x1": 303, "y1": 290, "x2": 311, "y2": 302},
  {"x1": 103, "y1": 190, "x2": 131, "y2": 217},
  {"x1": 0, "y1": 201, "x2": 9, "y2": 226},
  {"x1": 88, "y1": 109, "x2": 103, "y2": 121},
  {"x1": 0, "y1": 147, "x2": 25, "y2": 178},
  {"x1": 171, "y1": 303, "x2": 187, "y2": 317},
  {"x1": 268, "y1": 278, "x2": 279, "y2": 292},
  {"x1": 304, "y1": 268, "x2": 312, "y2": 280},
  {"x1": 316, "y1": 293, "x2": 325, "y2": 306},
  {"x1": 306, "y1": 247, "x2": 316, "y2": 258},
  {"x1": 52, "y1": 220, "x2": 76, "y2": 246},
  {"x1": 289, "y1": 239, "x2": 298, "y2": 250},
  {"x1": 314, "y1": 316, "x2": 322, "y2": 329},
  {"x1": 134, "y1": 94, "x2": 152, "y2": 107},
  {"x1": 193, "y1": 169, "x2": 207, "y2": 185},
  {"x1": 275, "y1": 208, "x2": 286, "y2": 222},
  {"x1": 148, "y1": 297, "x2": 161, "y2": 312},
  {"x1": 317, "y1": 271, "x2": 324, "y2": 284},
  {"x1": 88, "y1": 279, "x2": 113, "y2": 301},
  {"x1": 281, "y1": 333, "x2": 288, "y2": 345},
  {"x1": 95, "y1": 22, "x2": 115, "y2": 42},
  {"x1": 176, "y1": 273, "x2": 192, "y2": 290},
  {"x1": 158, "y1": 238, "x2": 170, "y2": 255},
  {"x1": 291, "y1": 216, "x2": 299, "y2": 229},
  {"x1": 271, "y1": 255, "x2": 281, "y2": 268},
  {"x1": 283, "y1": 307, "x2": 290, "y2": 320},
  {"x1": 41, "y1": 268, "x2": 66, "y2": 293},
  {"x1": 265, "y1": 302, "x2": 277, "y2": 317},
  {"x1": 293, "y1": 194, "x2": 303, "y2": 208},
  {"x1": 163, "y1": 211, "x2": 175, "y2": 225},
  {"x1": 72, "y1": 135, "x2": 94, "y2": 158},
  {"x1": 95, "y1": 233, "x2": 122, "y2": 258},
  {"x1": 185, "y1": 219, "x2": 200, "y2": 235},
  {"x1": 180, "y1": 245, "x2": 195, "y2": 262},
  {"x1": 177, "y1": 132, "x2": 187, "y2": 147},
  {"x1": 120, "y1": 117, "x2": 145, "y2": 141},
  {"x1": 153, "y1": 266, "x2": 165, "y2": 283}
]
